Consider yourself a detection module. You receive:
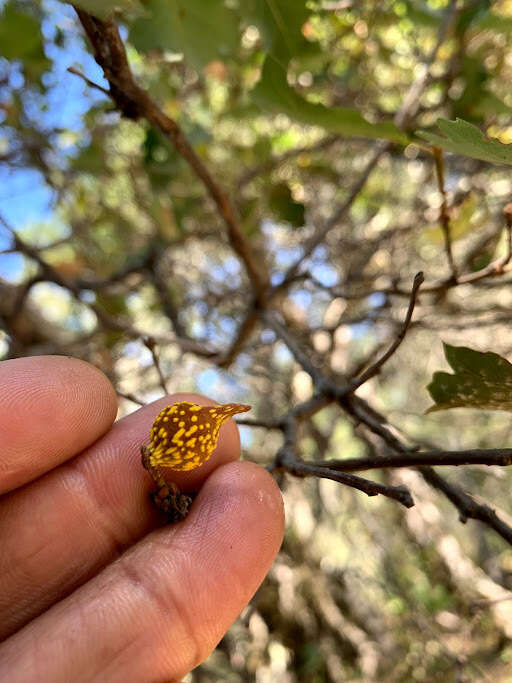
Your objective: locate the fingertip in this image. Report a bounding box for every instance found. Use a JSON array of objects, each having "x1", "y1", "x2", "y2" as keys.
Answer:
[
  {"x1": 196, "y1": 460, "x2": 285, "y2": 543},
  {"x1": 146, "y1": 460, "x2": 284, "y2": 676},
  {"x1": 175, "y1": 460, "x2": 285, "y2": 600},
  {"x1": 0, "y1": 355, "x2": 118, "y2": 493}
]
